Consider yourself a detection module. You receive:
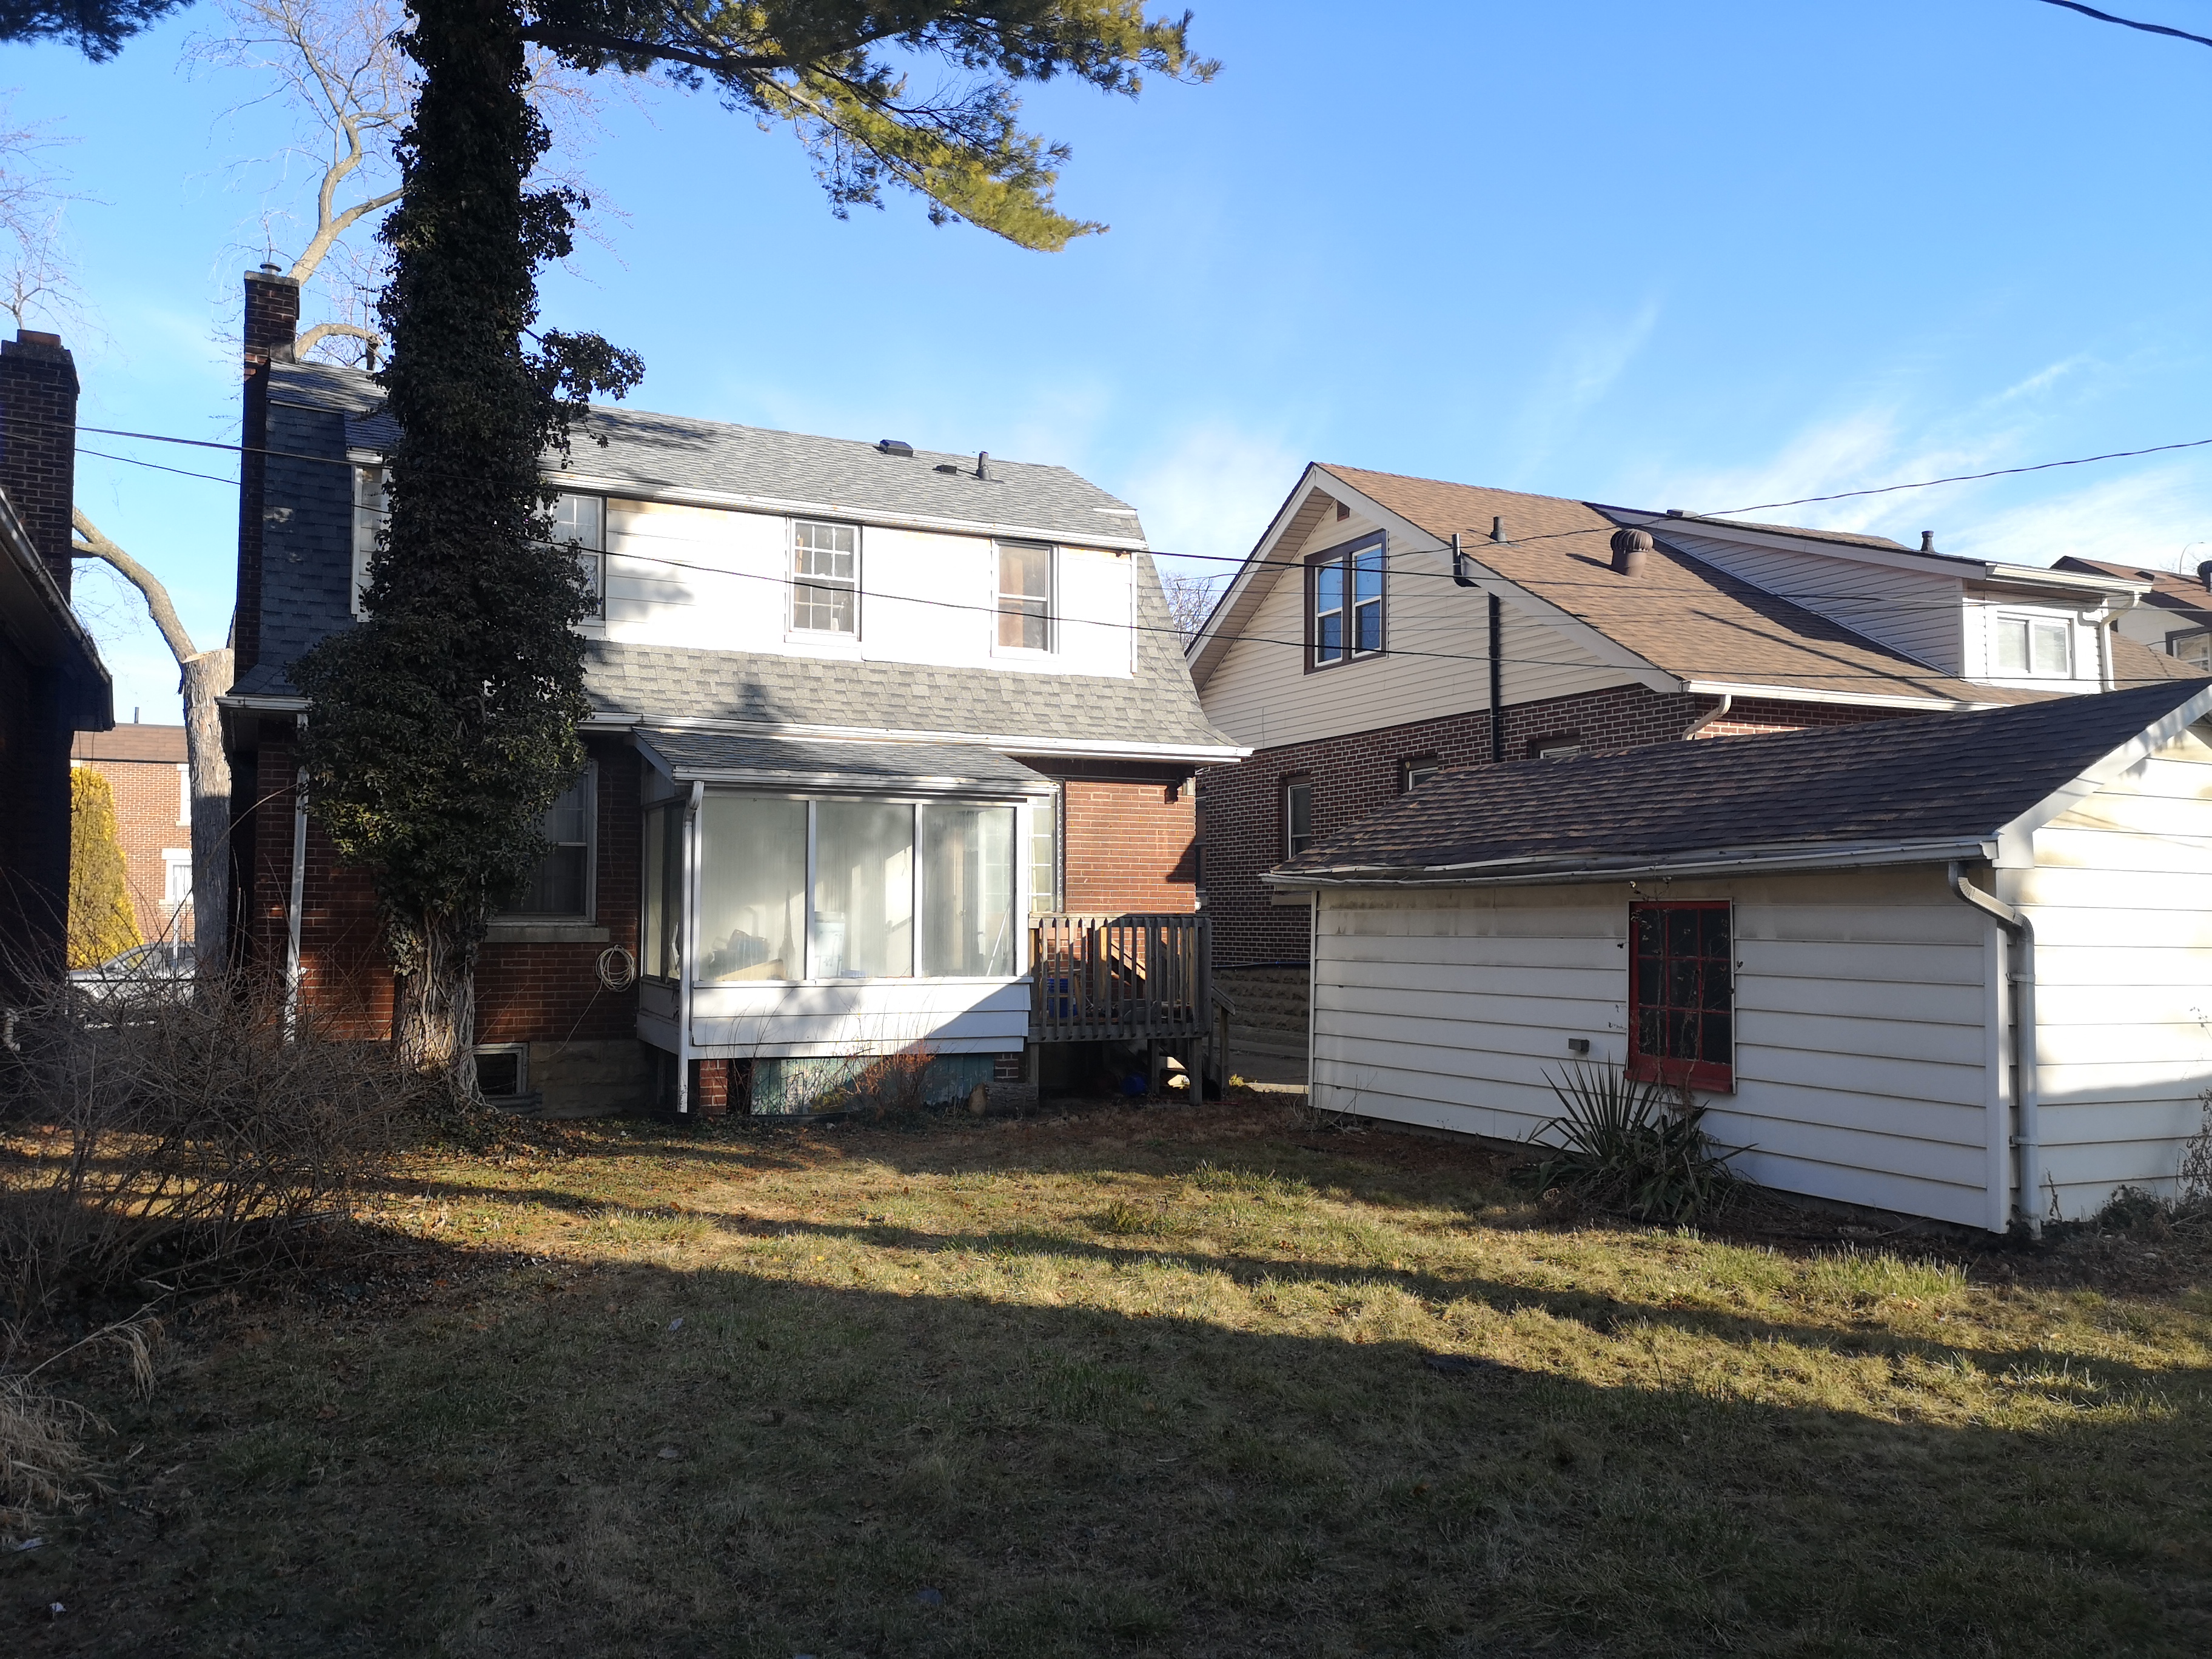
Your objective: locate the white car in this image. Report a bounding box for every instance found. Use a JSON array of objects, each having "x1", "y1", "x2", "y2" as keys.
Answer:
[{"x1": 68, "y1": 941, "x2": 196, "y2": 1002}]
